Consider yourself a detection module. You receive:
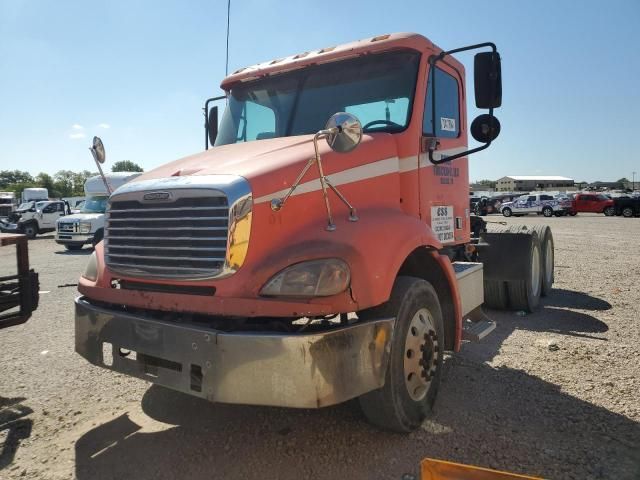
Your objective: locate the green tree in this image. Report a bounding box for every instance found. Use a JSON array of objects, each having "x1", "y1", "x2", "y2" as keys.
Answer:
[
  {"x1": 35, "y1": 172, "x2": 57, "y2": 195},
  {"x1": 112, "y1": 160, "x2": 143, "y2": 172},
  {"x1": 72, "y1": 170, "x2": 96, "y2": 195},
  {"x1": 616, "y1": 177, "x2": 630, "y2": 184},
  {"x1": 53, "y1": 170, "x2": 76, "y2": 197},
  {"x1": 0, "y1": 170, "x2": 34, "y2": 188}
]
